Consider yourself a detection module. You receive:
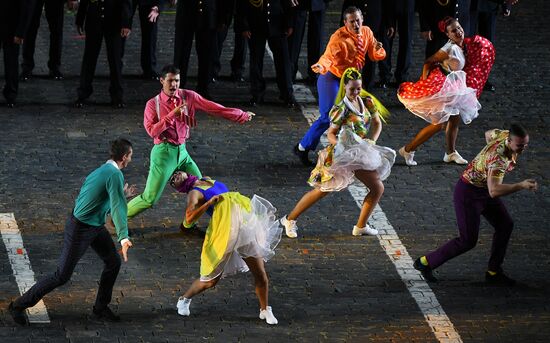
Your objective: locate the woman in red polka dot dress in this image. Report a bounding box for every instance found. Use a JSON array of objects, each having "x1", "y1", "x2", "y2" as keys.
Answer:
[{"x1": 397, "y1": 16, "x2": 495, "y2": 166}]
